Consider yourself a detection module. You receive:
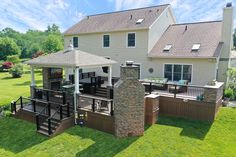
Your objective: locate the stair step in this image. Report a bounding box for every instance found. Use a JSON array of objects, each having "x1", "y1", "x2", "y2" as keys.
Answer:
[{"x1": 37, "y1": 129, "x2": 50, "y2": 136}]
